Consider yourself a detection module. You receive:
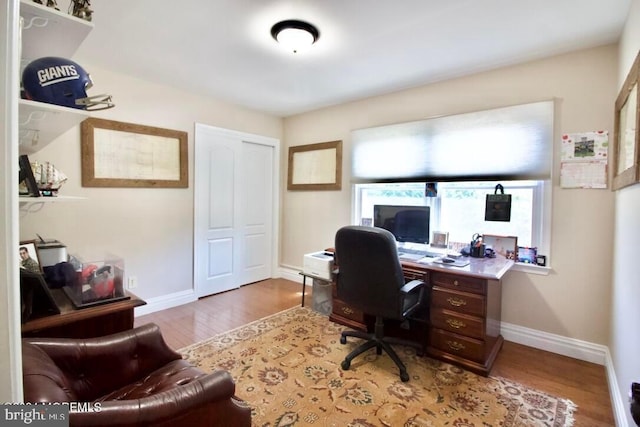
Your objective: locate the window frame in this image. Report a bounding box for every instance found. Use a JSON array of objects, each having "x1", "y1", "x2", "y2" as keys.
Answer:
[{"x1": 352, "y1": 180, "x2": 551, "y2": 274}]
